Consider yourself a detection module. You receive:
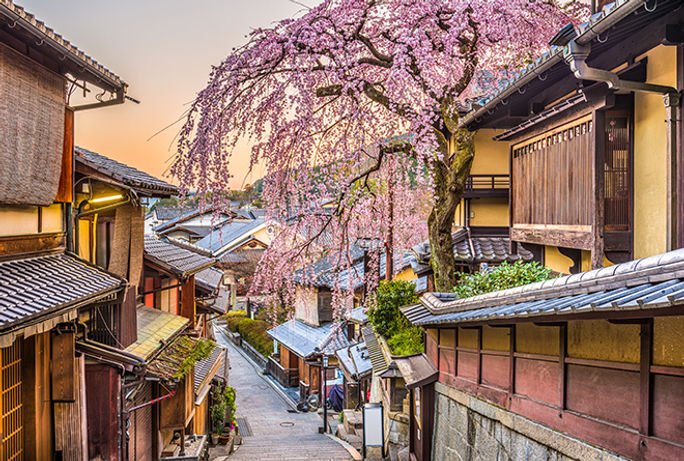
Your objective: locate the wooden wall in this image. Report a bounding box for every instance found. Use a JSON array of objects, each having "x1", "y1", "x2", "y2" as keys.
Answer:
[
  {"x1": 511, "y1": 116, "x2": 593, "y2": 249},
  {"x1": 432, "y1": 317, "x2": 684, "y2": 460},
  {"x1": 86, "y1": 364, "x2": 121, "y2": 461}
]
